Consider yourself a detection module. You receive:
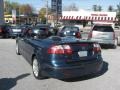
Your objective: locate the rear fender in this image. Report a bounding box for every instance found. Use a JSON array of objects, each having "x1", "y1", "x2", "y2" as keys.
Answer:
[{"x1": 31, "y1": 48, "x2": 43, "y2": 65}]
